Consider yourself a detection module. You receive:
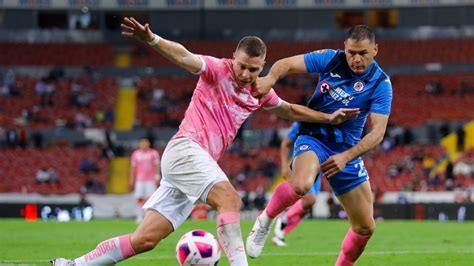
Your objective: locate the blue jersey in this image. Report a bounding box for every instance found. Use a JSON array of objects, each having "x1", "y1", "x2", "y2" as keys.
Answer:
[
  {"x1": 287, "y1": 122, "x2": 300, "y2": 142},
  {"x1": 300, "y1": 49, "x2": 392, "y2": 151}
]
